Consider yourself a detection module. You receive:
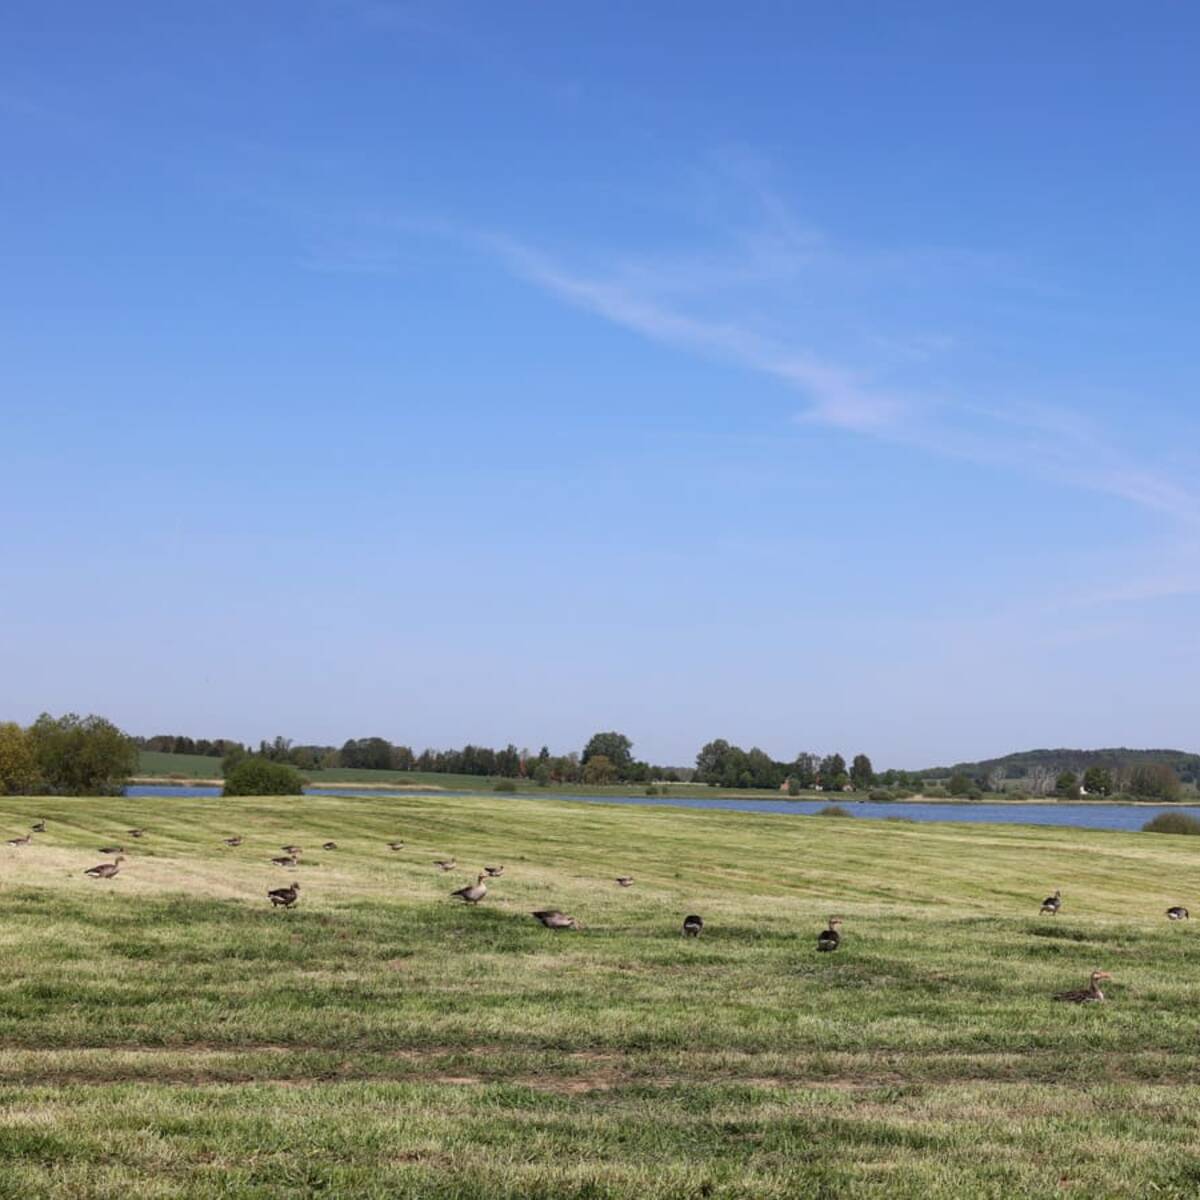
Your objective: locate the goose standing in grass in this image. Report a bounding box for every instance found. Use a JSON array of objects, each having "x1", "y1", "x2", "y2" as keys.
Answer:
[
  {"x1": 280, "y1": 845, "x2": 302, "y2": 856},
  {"x1": 484, "y1": 865, "x2": 504, "y2": 877},
  {"x1": 1040, "y1": 889, "x2": 1062, "y2": 916},
  {"x1": 99, "y1": 845, "x2": 125, "y2": 855},
  {"x1": 271, "y1": 854, "x2": 299, "y2": 868},
  {"x1": 615, "y1": 876, "x2": 634, "y2": 888},
  {"x1": 435, "y1": 858, "x2": 457, "y2": 871},
  {"x1": 268, "y1": 882, "x2": 300, "y2": 909},
  {"x1": 31, "y1": 820, "x2": 46, "y2": 833},
  {"x1": 6, "y1": 834, "x2": 31, "y2": 847},
  {"x1": 128, "y1": 829, "x2": 145, "y2": 839},
  {"x1": 532, "y1": 910, "x2": 579, "y2": 930},
  {"x1": 1167, "y1": 906, "x2": 1190, "y2": 921},
  {"x1": 222, "y1": 836, "x2": 243, "y2": 847},
  {"x1": 817, "y1": 916, "x2": 843, "y2": 952},
  {"x1": 322, "y1": 841, "x2": 338, "y2": 851},
  {"x1": 450, "y1": 874, "x2": 489, "y2": 904},
  {"x1": 387, "y1": 841, "x2": 405, "y2": 851},
  {"x1": 84, "y1": 855, "x2": 124, "y2": 879},
  {"x1": 682, "y1": 914, "x2": 704, "y2": 938},
  {"x1": 1054, "y1": 970, "x2": 1112, "y2": 1003}
]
